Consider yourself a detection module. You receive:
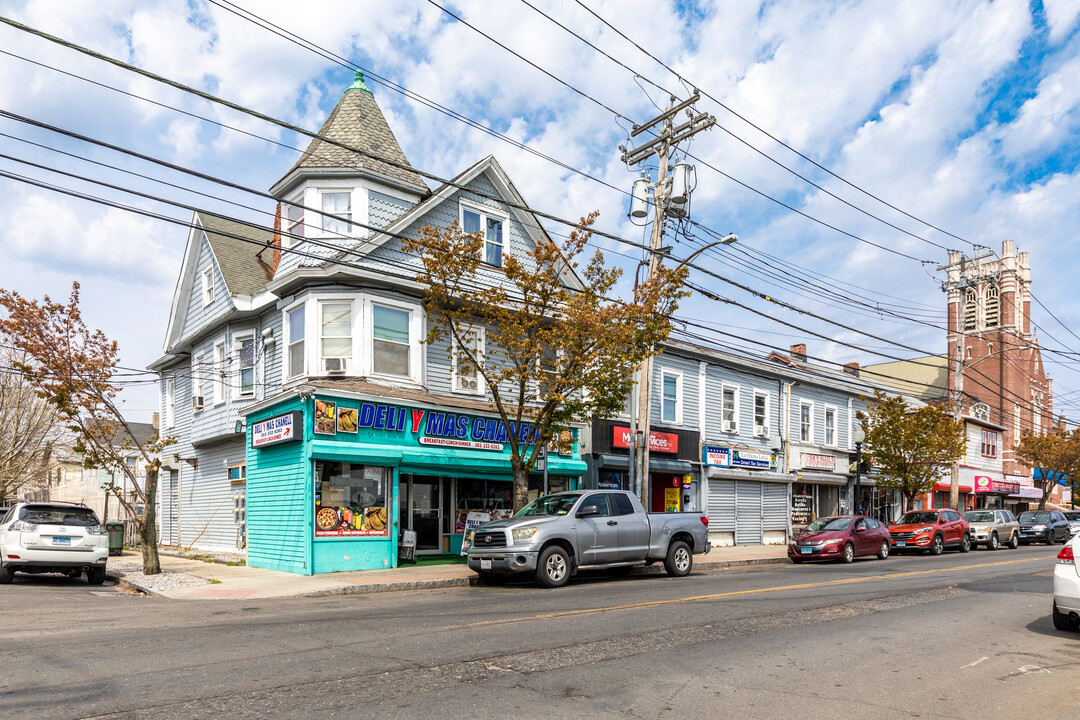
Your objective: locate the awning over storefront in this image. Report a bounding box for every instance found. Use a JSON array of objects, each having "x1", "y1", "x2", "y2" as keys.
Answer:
[
  {"x1": 793, "y1": 471, "x2": 848, "y2": 486},
  {"x1": 934, "y1": 483, "x2": 973, "y2": 493},
  {"x1": 593, "y1": 453, "x2": 692, "y2": 475},
  {"x1": 705, "y1": 466, "x2": 792, "y2": 484}
]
